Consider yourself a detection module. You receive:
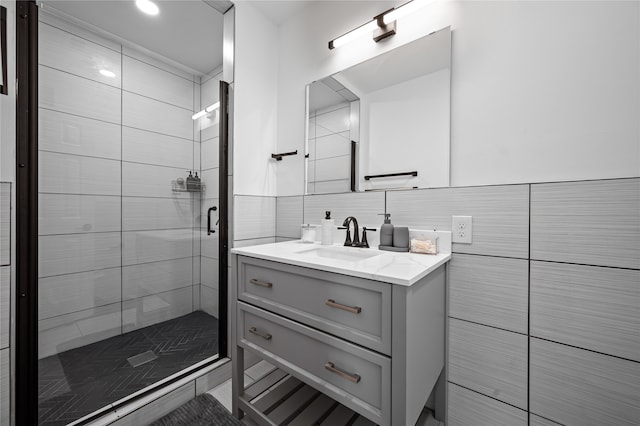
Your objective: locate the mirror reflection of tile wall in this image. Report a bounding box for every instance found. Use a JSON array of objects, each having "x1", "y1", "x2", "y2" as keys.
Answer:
[{"x1": 307, "y1": 101, "x2": 358, "y2": 194}]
